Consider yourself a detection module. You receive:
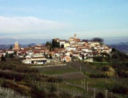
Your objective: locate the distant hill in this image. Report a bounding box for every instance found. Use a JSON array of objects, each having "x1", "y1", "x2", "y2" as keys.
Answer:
[
  {"x1": 0, "y1": 38, "x2": 49, "y2": 45},
  {"x1": 110, "y1": 42, "x2": 128, "y2": 54},
  {"x1": 0, "y1": 38, "x2": 50, "y2": 49},
  {"x1": 0, "y1": 44, "x2": 27, "y2": 49},
  {"x1": 0, "y1": 44, "x2": 11, "y2": 49},
  {"x1": 0, "y1": 43, "x2": 39, "y2": 49}
]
